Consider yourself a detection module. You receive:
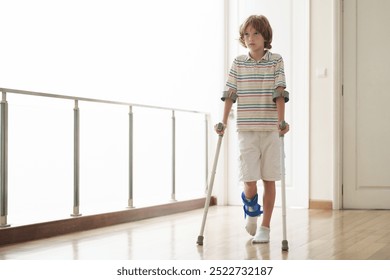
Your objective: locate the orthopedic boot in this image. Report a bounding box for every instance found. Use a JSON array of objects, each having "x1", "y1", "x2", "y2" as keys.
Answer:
[{"x1": 241, "y1": 192, "x2": 263, "y2": 236}]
